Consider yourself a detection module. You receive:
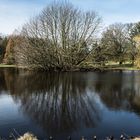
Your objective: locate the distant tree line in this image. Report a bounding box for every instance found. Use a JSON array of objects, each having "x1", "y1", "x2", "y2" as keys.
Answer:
[
  {"x1": 0, "y1": 35, "x2": 8, "y2": 63},
  {"x1": 1, "y1": 2, "x2": 140, "y2": 70},
  {"x1": 93, "y1": 23, "x2": 138, "y2": 65}
]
